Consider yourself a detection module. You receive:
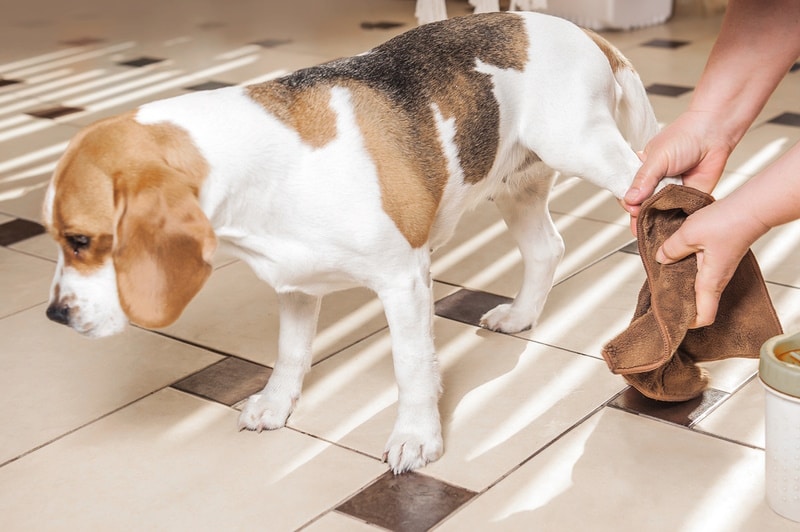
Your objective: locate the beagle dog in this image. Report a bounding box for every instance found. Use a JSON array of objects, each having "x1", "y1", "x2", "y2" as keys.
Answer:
[{"x1": 44, "y1": 12, "x2": 663, "y2": 473}]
